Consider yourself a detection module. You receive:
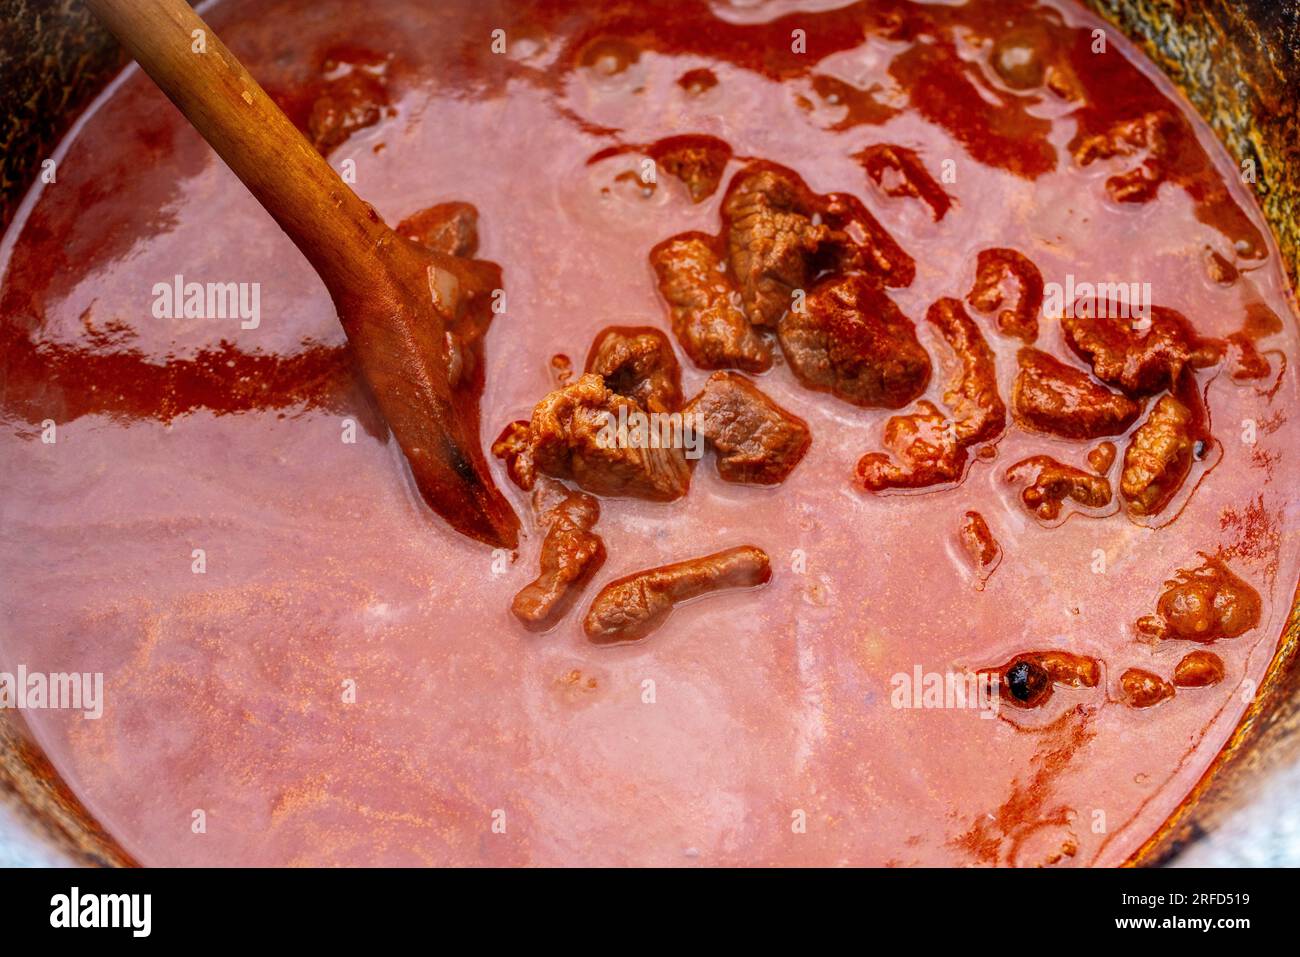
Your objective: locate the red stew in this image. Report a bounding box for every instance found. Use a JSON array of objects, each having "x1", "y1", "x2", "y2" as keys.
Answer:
[{"x1": 0, "y1": 0, "x2": 1297, "y2": 866}]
